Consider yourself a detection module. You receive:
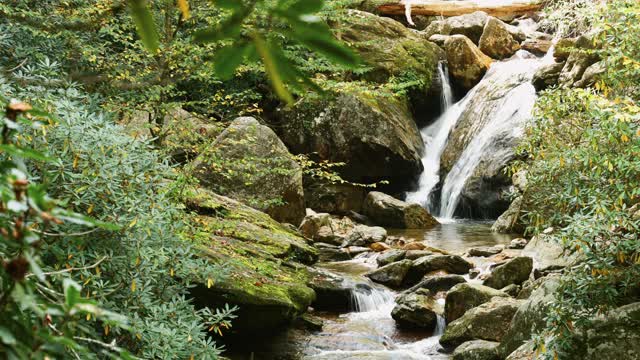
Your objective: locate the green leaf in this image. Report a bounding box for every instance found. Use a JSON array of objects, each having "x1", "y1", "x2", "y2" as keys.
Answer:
[
  {"x1": 216, "y1": 0, "x2": 242, "y2": 10},
  {"x1": 252, "y1": 34, "x2": 293, "y2": 104},
  {"x1": 129, "y1": 0, "x2": 159, "y2": 52},
  {"x1": 287, "y1": 0, "x2": 324, "y2": 15},
  {"x1": 0, "y1": 327, "x2": 16, "y2": 345},
  {"x1": 63, "y1": 278, "x2": 82, "y2": 309},
  {"x1": 0, "y1": 144, "x2": 52, "y2": 162},
  {"x1": 213, "y1": 44, "x2": 250, "y2": 79},
  {"x1": 290, "y1": 31, "x2": 359, "y2": 67},
  {"x1": 193, "y1": 11, "x2": 245, "y2": 43},
  {"x1": 52, "y1": 209, "x2": 121, "y2": 231}
]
